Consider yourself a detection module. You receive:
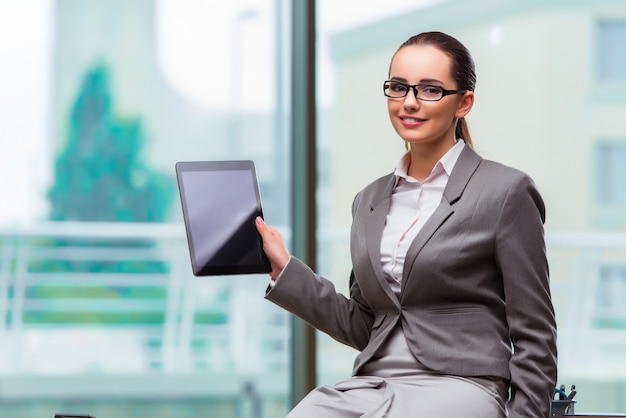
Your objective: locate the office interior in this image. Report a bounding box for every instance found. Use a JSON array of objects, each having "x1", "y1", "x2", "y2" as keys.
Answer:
[{"x1": 0, "y1": 0, "x2": 625, "y2": 417}]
